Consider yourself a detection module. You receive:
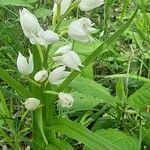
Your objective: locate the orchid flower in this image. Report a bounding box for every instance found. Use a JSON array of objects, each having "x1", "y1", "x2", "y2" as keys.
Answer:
[
  {"x1": 20, "y1": 8, "x2": 59, "y2": 47},
  {"x1": 68, "y1": 17, "x2": 96, "y2": 42},
  {"x1": 48, "y1": 66, "x2": 70, "y2": 85},
  {"x1": 17, "y1": 50, "x2": 34, "y2": 76},
  {"x1": 53, "y1": 45, "x2": 83, "y2": 71}
]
